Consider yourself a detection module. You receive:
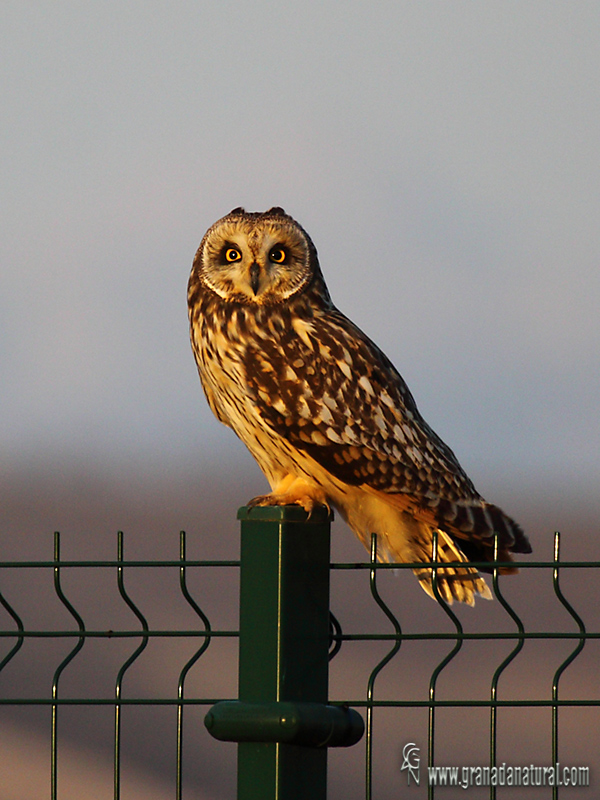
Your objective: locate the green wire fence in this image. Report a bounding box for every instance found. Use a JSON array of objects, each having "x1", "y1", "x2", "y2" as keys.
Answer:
[{"x1": 0, "y1": 505, "x2": 596, "y2": 798}]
